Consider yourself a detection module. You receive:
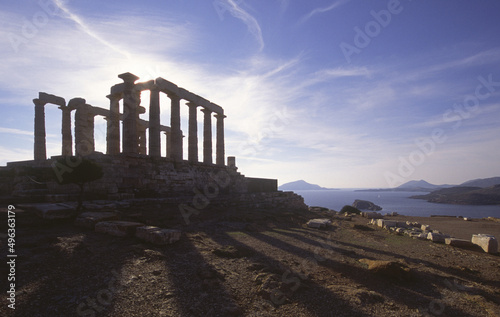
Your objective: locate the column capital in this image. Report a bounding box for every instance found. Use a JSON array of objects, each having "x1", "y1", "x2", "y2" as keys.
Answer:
[
  {"x1": 33, "y1": 98, "x2": 47, "y2": 107},
  {"x1": 106, "y1": 93, "x2": 121, "y2": 101},
  {"x1": 201, "y1": 108, "x2": 212, "y2": 114},
  {"x1": 118, "y1": 72, "x2": 139, "y2": 84},
  {"x1": 186, "y1": 101, "x2": 199, "y2": 108},
  {"x1": 149, "y1": 83, "x2": 159, "y2": 92},
  {"x1": 214, "y1": 113, "x2": 226, "y2": 119}
]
